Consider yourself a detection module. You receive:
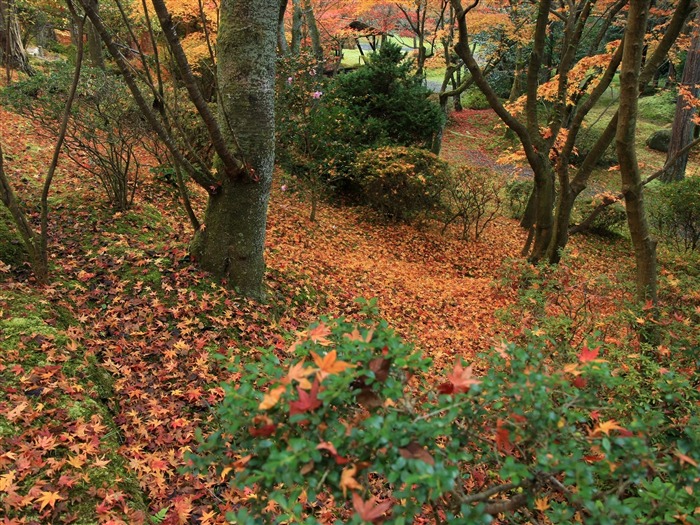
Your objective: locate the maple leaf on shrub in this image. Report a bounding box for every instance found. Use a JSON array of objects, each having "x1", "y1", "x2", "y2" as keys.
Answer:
[
  {"x1": 289, "y1": 380, "x2": 322, "y2": 416},
  {"x1": 440, "y1": 361, "x2": 480, "y2": 394},
  {"x1": 352, "y1": 492, "x2": 393, "y2": 523},
  {"x1": 307, "y1": 321, "x2": 333, "y2": 345},
  {"x1": 286, "y1": 360, "x2": 316, "y2": 389},
  {"x1": 578, "y1": 344, "x2": 601, "y2": 363},
  {"x1": 258, "y1": 385, "x2": 286, "y2": 410},
  {"x1": 340, "y1": 465, "x2": 363, "y2": 497},
  {"x1": 311, "y1": 350, "x2": 354, "y2": 381}
]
